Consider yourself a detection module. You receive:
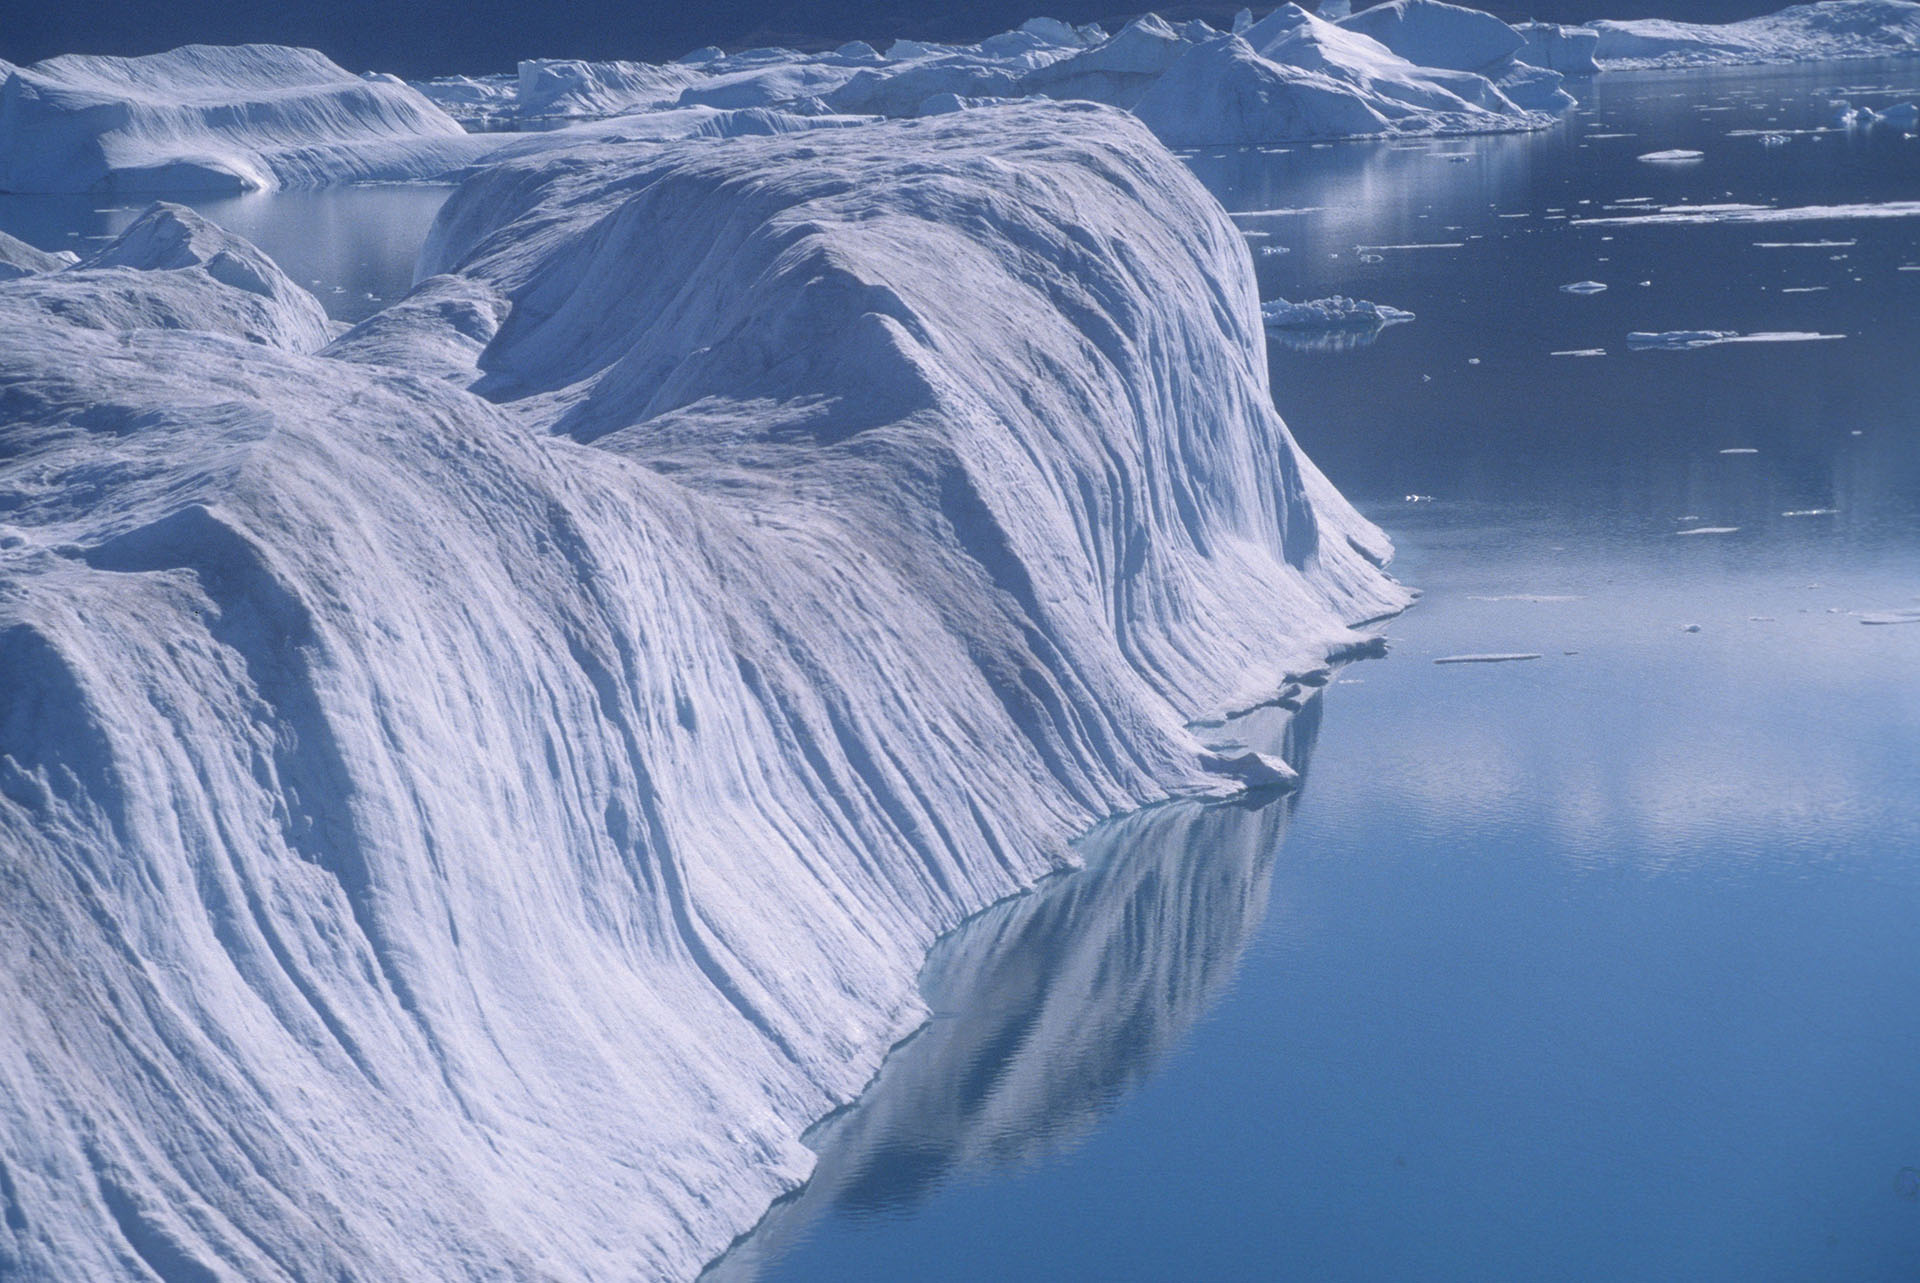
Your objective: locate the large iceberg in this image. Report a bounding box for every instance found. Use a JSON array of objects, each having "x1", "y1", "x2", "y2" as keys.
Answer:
[
  {"x1": 0, "y1": 102, "x2": 1407, "y2": 1280},
  {"x1": 0, "y1": 44, "x2": 486, "y2": 193},
  {"x1": 405, "y1": 7, "x2": 1557, "y2": 153},
  {"x1": 1589, "y1": 0, "x2": 1920, "y2": 69}
]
